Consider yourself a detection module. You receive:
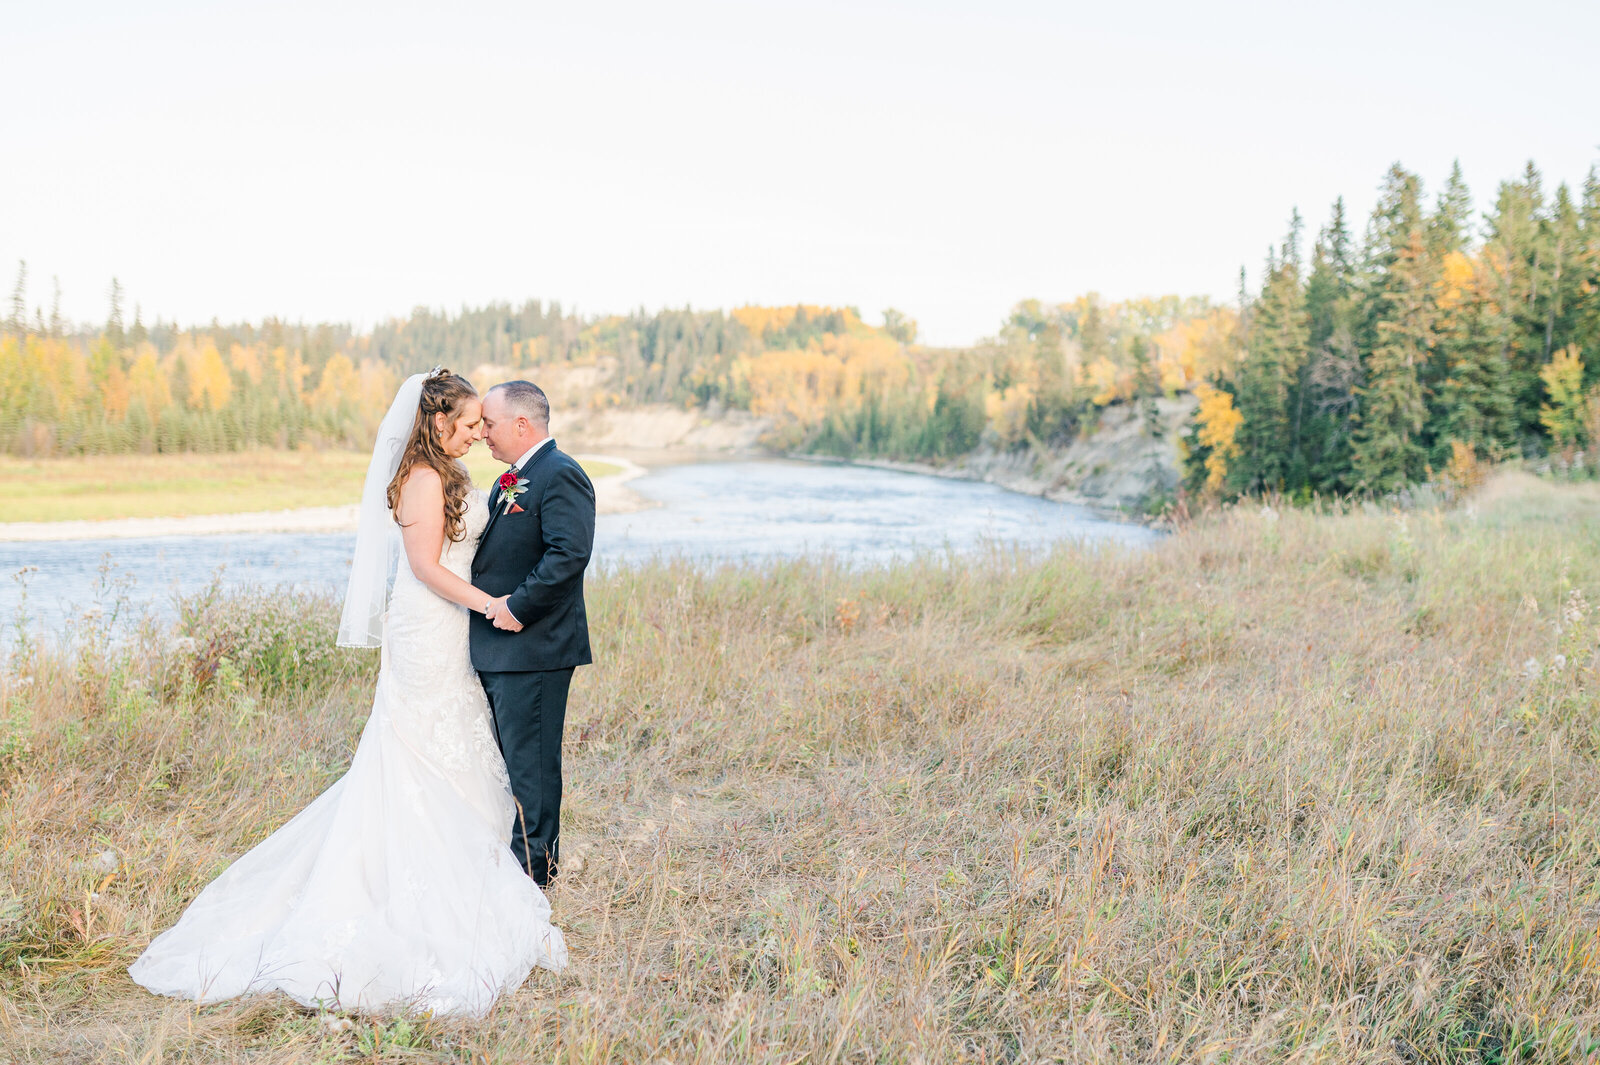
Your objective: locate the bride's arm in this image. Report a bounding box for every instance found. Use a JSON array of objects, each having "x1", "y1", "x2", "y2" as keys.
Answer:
[{"x1": 395, "y1": 466, "x2": 492, "y2": 613}]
